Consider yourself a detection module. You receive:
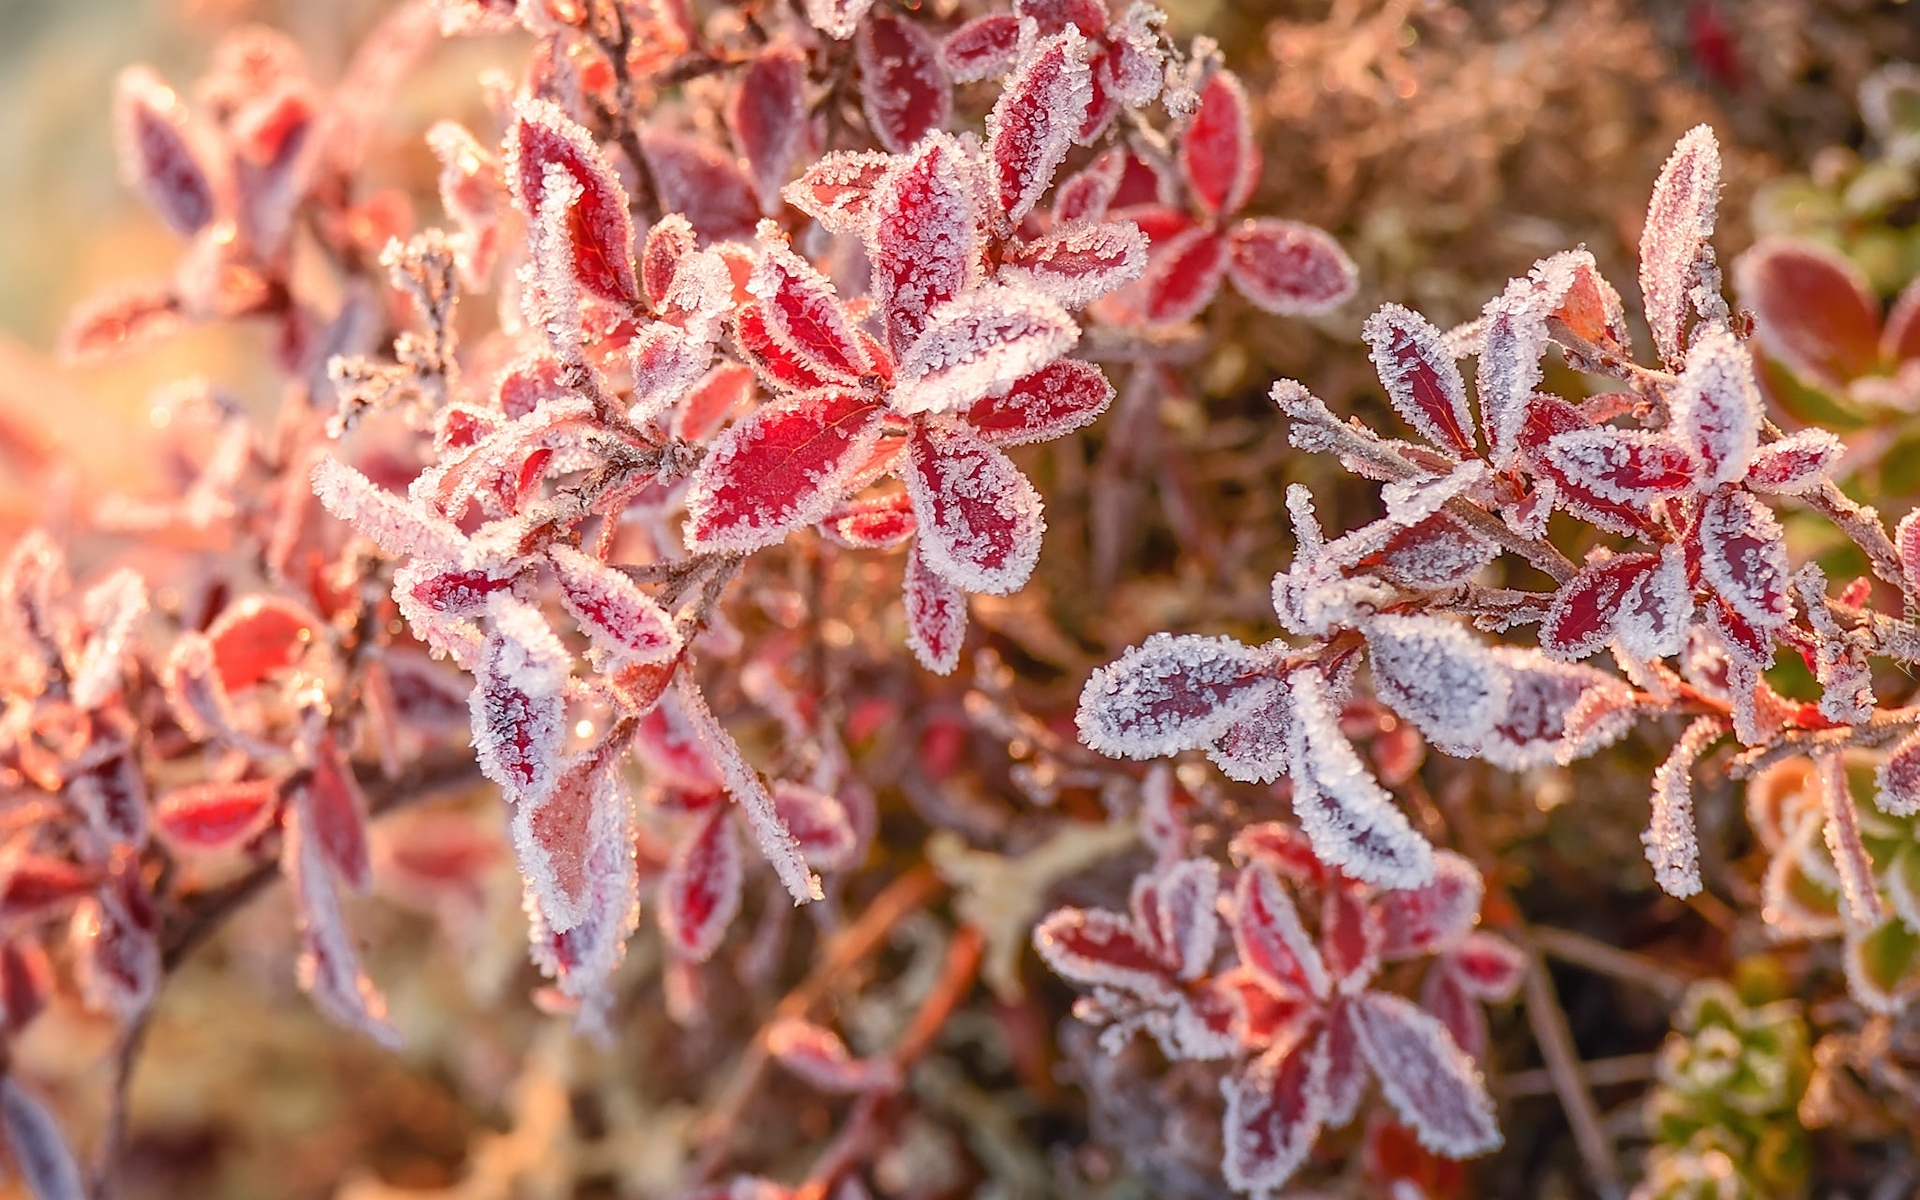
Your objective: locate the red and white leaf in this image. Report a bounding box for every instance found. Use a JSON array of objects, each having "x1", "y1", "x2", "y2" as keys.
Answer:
[
  {"x1": 640, "y1": 129, "x2": 760, "y2": 244},
  {"x1": 1220, "y1": 1035, "x2": 1328, "y2": 1196},
  {"x1": 1746, "y1": 429, "x2": 1843, "y2": 495},
  {"x1": 1321, "y1": 880, "x2": 1382, "y2": 992},
  {"x1": 549, "y1": 544, "x2": 681, "y2": 666},
  {"x1": 1817, "y1": 751, "x2": 1884, "y2": 925},
  {"x1": 1150, "y1": 858, "x2": 1222, "y2": 981},
  {"x1": 1208, "y1": 683, "x2": 1299, "y2": 785},
  {"x1": 824, "y1": 492, "x2": 918, "y2": 549},
  {"x1": 516, "y1": 745, "x2": 631, "y2": 935},
  {"x1": 161, "y1": 632, "x2": 240, "y2": 745},
  {"x1": 868, "y1": 133, "x2": 985, "y2": 351},
  {"x1": 660, "y1": 807, "x2": 743, "y2": 962},
  {"x1": 1517, "y1": 397, "x2": 1654, "y2": 537},
  {"x1": 1695, "y1": 489, "x2": 1790, "y2": 636},
  {"x1": 506, "y1": 99, "x2": 639, "y2": 305},
  {"x1": 1349, "y1": 991, "x2": 1500, "y2": 1157},
  {"x1": 1032, "y1": 906, "x2": 1177, "y2": 1004},
  {"x1": 1287, "y1": 670, "x2": 1435, "y2": 889},
  {"x1": 1545, "y1": 250, "x2": 1634, "y2": 363},
  {"x1": 942, "y1": 14, "x2": 1023, "y2": 83},
  {"x1": 964, "y1": 359, "x2": 1114, "y2": 446},
  {"x1": 1364, "y1": 615, "x2": 1510, "y2": 750},
  {"x1": 1077, "y1": 633, "x2": 1279, "y2": 759},
  {"x1": 114, "y1": 66, "x2": 223, "y2": 237},
  {"x1": 675, "y1": 362, "x2": 755, "y2": 443},
  {"x1": 999, "y1": 221, "x2": 1147, "y2": 309},
  {"x1": 1540, "y1": 549, "x2": 1690, "y2": 661},
  {"x1": 1226, "y1": 219, "x2": 1358, "y2": 316},
  {"x1": 903, "y1": 540, "x2": 968, "y2": 674},
  {"x1": 1640, "y1": 125, "x2": 1723, "y2": 366},
  {"x1": 68, "y1": 754, "x2": 149, "y2": 847},
  {"x1": 1377, "y1": 850, "x2": 1483, "y2": 960},
  {"x1": 1643, "y1": 715, "x2": 1723, "y2": 899},
  {"x1": 1052, "y1": 149, "x2": 1125, "y2": 226},
  {"x1": 642, "y1": 213, "x2": 699, "y2": 313},
  {"x1": 771, "y1": 781, "x2": 860, "y2": 870},
  {"x1": 302, "y1": 735, "x2": 372, "y2": 893},
  {"x1": 682, "y1": 389, "x2": 887, "y2": 554},
  {"x1": 283, "y1": 793, "x2": 400, "y2": 1047},
  {"x1": 1136, "y1": 226, "x2": 1228, "y2": 325},
  {"x1": 901, "y1": 418, "x2": 1046, "y2": 594},
  {"x1": 628, "y1": 322, "x2": 713, "y2": 424},
  {"x1": 892, "y1": 287, "x2": 1078, "y2": 416},
  {"x1": 1363, "y1": 303, "x2": 1475, "y2": 458},
  {"x1": 205, "y1": 594, "x2": 317, "y2": 691},
  {"x1": 986, "y1": 29, "x2": 1093, "y2": 222},
  {"x1": 312, "y1": 457, "x2": 468, "y2": 561},
  {"x1": 1670, "y1": 323, "x2": 1761, "y2": 489},
  {"x1": 59, "y1": 282, "x2": 187, "y2": 363},
  {"x1": 1733, "y1": 238, "x2": 1881, "y2": 389},
  {"x1": 729, "y1": 44, "x2": 809, "y2": 214},
  {"x1": 1541, "y1": 427, "x2": 1697, "y2": 505},
  {"x1": 1368, "y1": 513, "x2": 1497, "y2": 591},
  {"x1": 1448, "y1": 932, "x2": 1527, "y2": 1001},
  {"x1": 1421, "y1": 964, "x2": 1488, "y2": 1063},
  {"x1": 1232, "y1": 863, "x2": 1329, "y2": 999},
  {"x1": 767, "y1": 1017, "x2": 901, "y2": 1093},
  {"x1": 1321, "y1": 1002, "x2": 1367, "y2": 1127},
  {"x1": 68, "y1": 567, "x2": 148, "y2": 710},
  {"x1": 1877, "y1": 727, "x2": 1920, "y2": 817},
  {"x1": 0, "y1": 856, "x2": 96, "y2": 923},
  {"x1": 1181, "y1": 70, "x2": 1256, "y2": 219},
  {"x1": 1481, "y1": 649, "x2": 1636, "y2": 771},
  {"x1": 782, "y1": 151, "x2": 893, "y2": 237},
  {"x1": 469, "y1": 596, "x2": 572, "y2": 807},
  {"x1": 751, "y1": 228, "x2": 872, "y2": 385},
  {"x1": 154, "y1": 780, "x2": 279, "y2": 850},
  {"x1": 1475, "y1": 280, "x2": 1552, "y2": 470},
  {"x1": 0, "y1": 1079, "x2": 87, "y2": 1200},
  {"x1": 857, "y1": 10, "x2": 951, "y2": 155}
]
